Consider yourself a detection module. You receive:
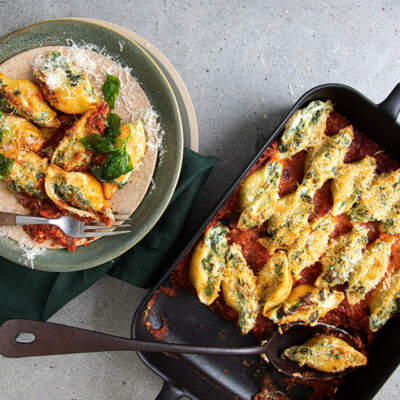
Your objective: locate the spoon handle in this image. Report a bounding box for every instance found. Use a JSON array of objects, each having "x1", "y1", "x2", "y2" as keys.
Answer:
[{"x1": 0, "y1": 319, "x2": 265, "y2": 358}]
